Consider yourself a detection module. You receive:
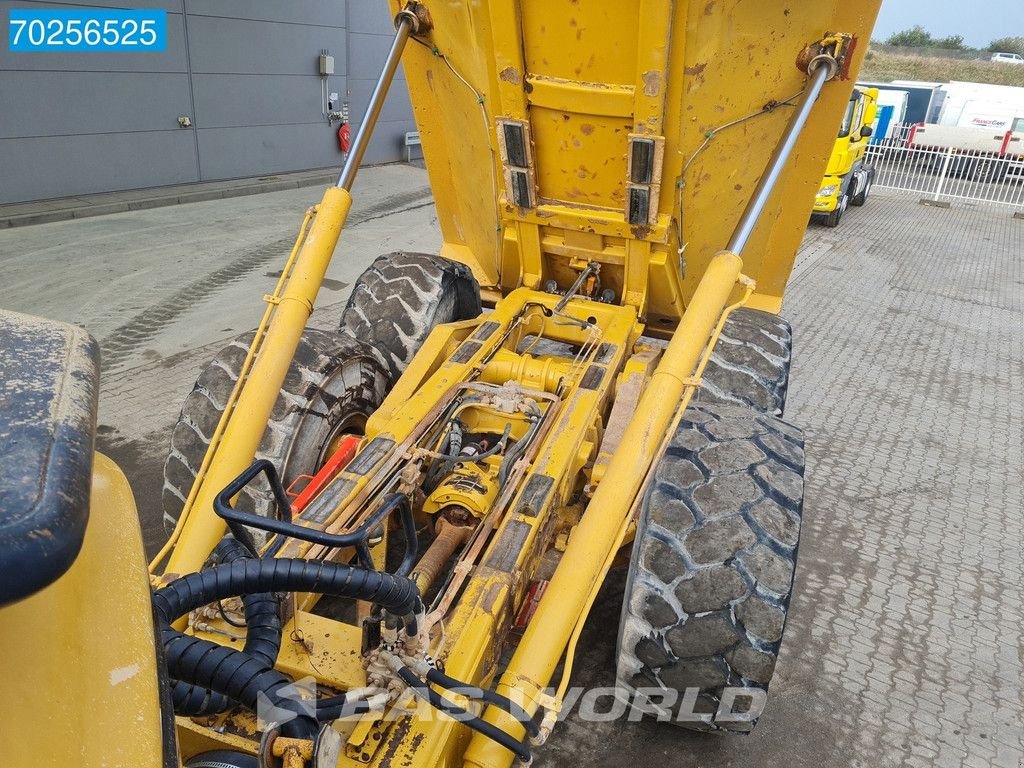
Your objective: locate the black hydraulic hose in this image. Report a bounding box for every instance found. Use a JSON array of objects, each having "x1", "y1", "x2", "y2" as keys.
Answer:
[
  {"x1": 395, "y1": 666, "x2": 531, "y2": 763},
  {"x1": 215, "y1": 461, "x2": 417, "y2": 575},
  {"x1": 170, "y1": 679, "x2": 221, "y2": 715},
  {"x1": 155, "y1": 558, "x2": 423, "y2": 738},
  {"x1": 169, "y1": 539, "x2": 284, "y2": 716},
  {"x1": 424, "y1": 667, "x2": 539, "y2": 738},
  {"x1": 210, "y1": 539, "x2": 283, "y2": 666},
  {"x1": 498, "y1": 415, "x2": 541, "y2": 486},
  {"x1": 425, "y1": 424, "x2": 512, "y2": 497},
  {"x1": 154, "y1": 558, "x2": 422, "y2": 643},
  {"x1": 316, "y1": 695, "x2": 374, "y2": 721},
  {"x1": 163, "y1": 628, "x2": 316, "y2": 738}
]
